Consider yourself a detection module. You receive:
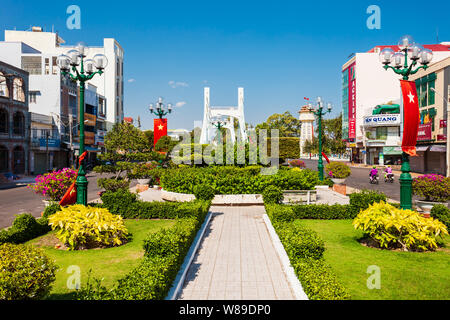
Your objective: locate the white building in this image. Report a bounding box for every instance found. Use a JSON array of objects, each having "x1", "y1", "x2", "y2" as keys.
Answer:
[
  {"x1": 341, "y1": 42, "x2": 450, "y2": 163},
  {"x1": 2, "y1": 27, "x2": 124, "y2": 129},
  {"x1": 298, "y1": 105, "x2": 315, "y2": 156}
]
